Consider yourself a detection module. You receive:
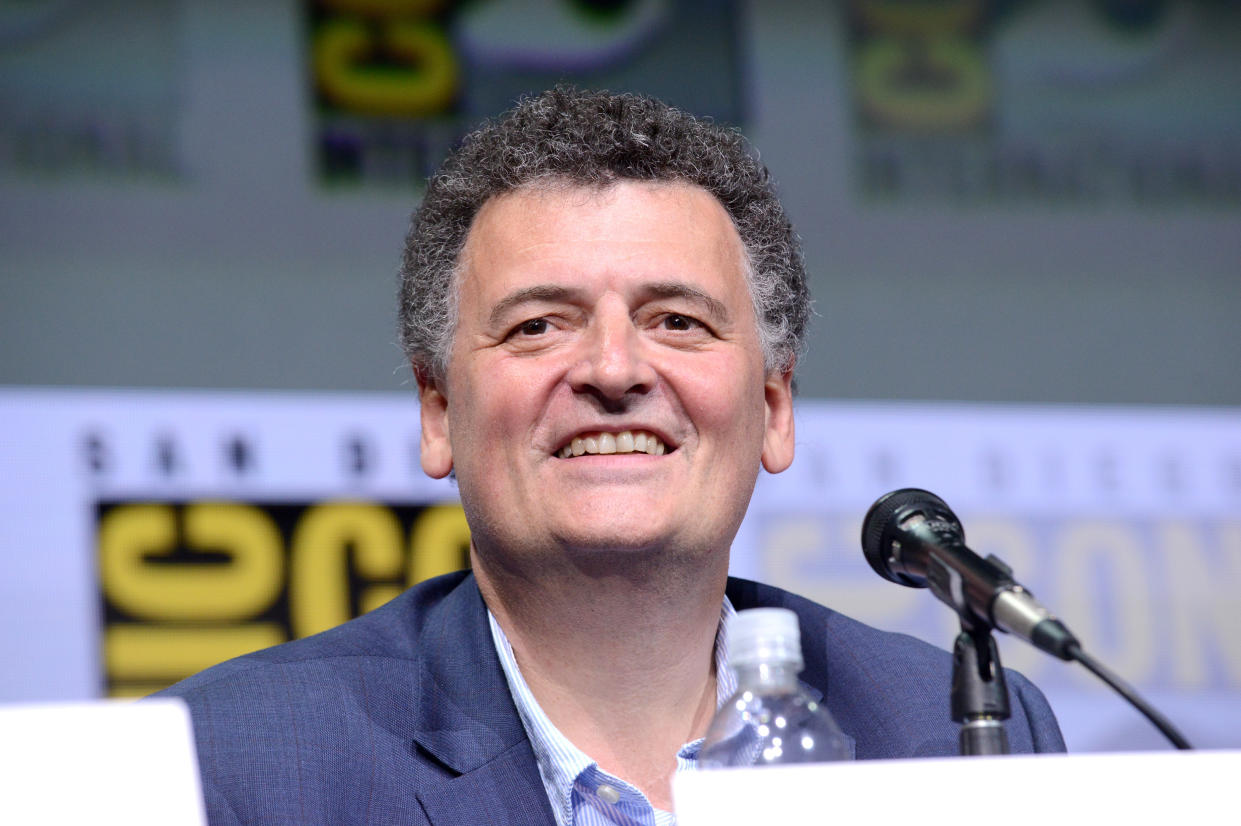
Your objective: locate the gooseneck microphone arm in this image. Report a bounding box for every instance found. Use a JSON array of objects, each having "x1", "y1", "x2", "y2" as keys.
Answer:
[{"x1": 861, "y1": 488, "x2": 1194, "y2": 752}]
